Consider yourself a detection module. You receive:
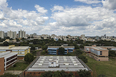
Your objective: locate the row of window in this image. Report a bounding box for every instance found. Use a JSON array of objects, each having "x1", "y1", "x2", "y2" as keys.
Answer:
[
  {"x1": 6, "y1": 55, "x2": 17, "y2": 61},
  {"x1": 6, "y1": 58, "x2": 17, "y2": 65}
]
